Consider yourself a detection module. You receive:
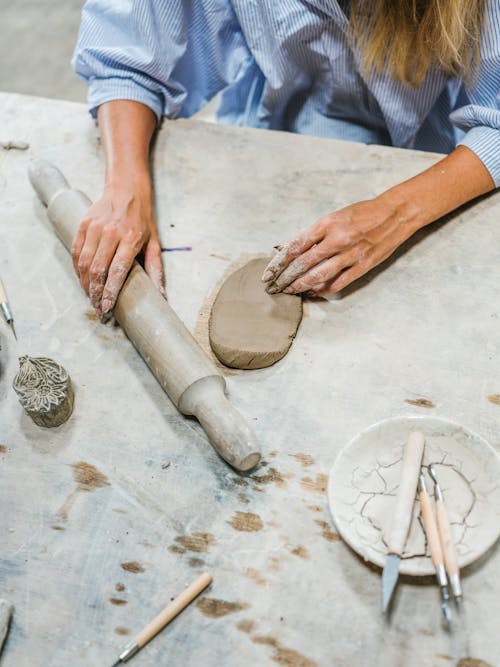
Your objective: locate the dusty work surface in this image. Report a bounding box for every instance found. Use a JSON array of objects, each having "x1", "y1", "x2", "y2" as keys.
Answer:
[{"x1": 1, "y1": 92, "x2": 499, "y2": 667}]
